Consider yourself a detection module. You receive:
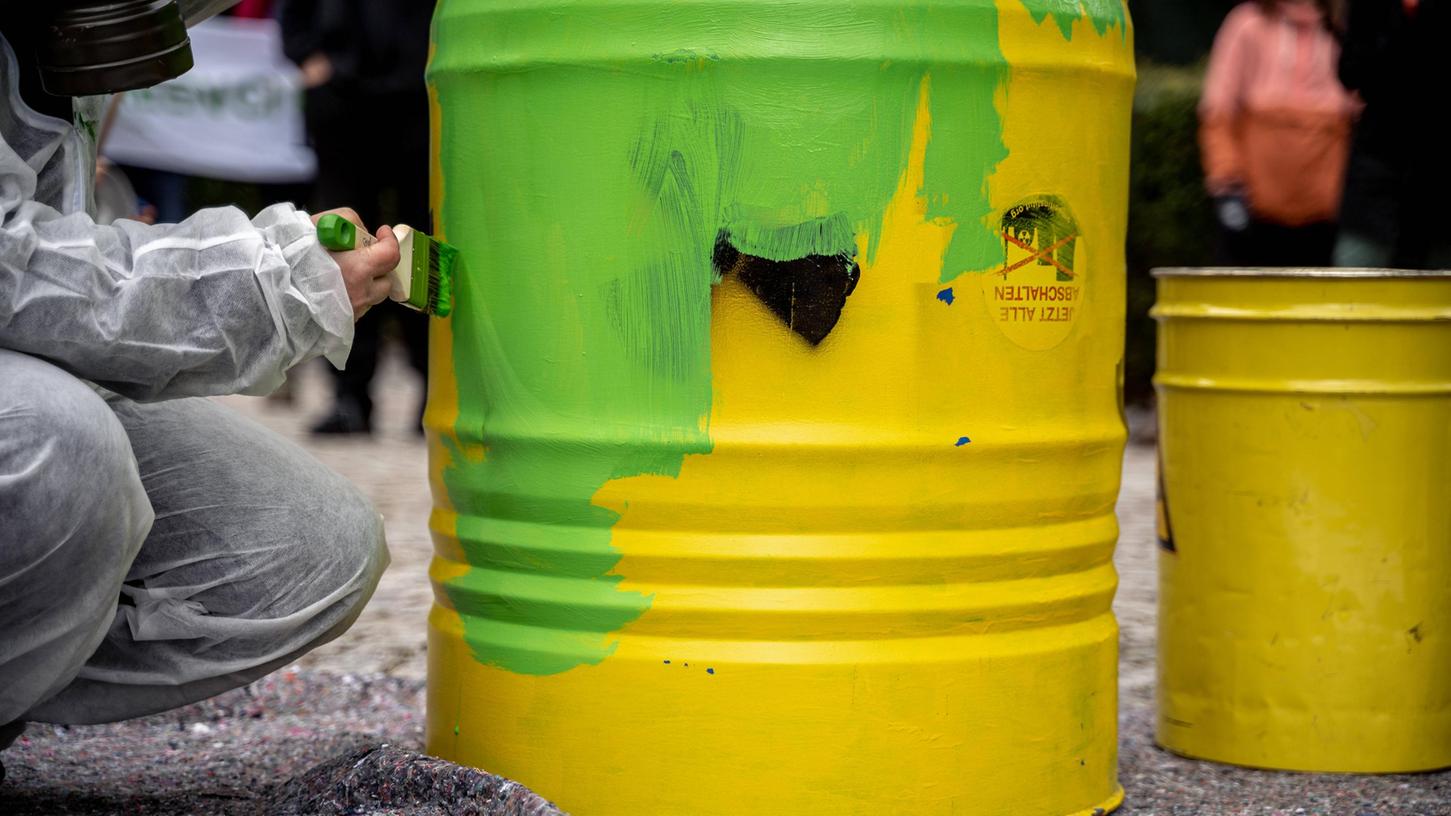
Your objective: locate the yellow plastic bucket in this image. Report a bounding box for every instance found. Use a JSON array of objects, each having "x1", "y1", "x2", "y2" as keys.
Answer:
[
  {"x1": 425, "y1": 1, "x2": 1134, "y2": 812},
  {"x1": 1154, "y1": 267, "x2": 1451, "y2": 773}
]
